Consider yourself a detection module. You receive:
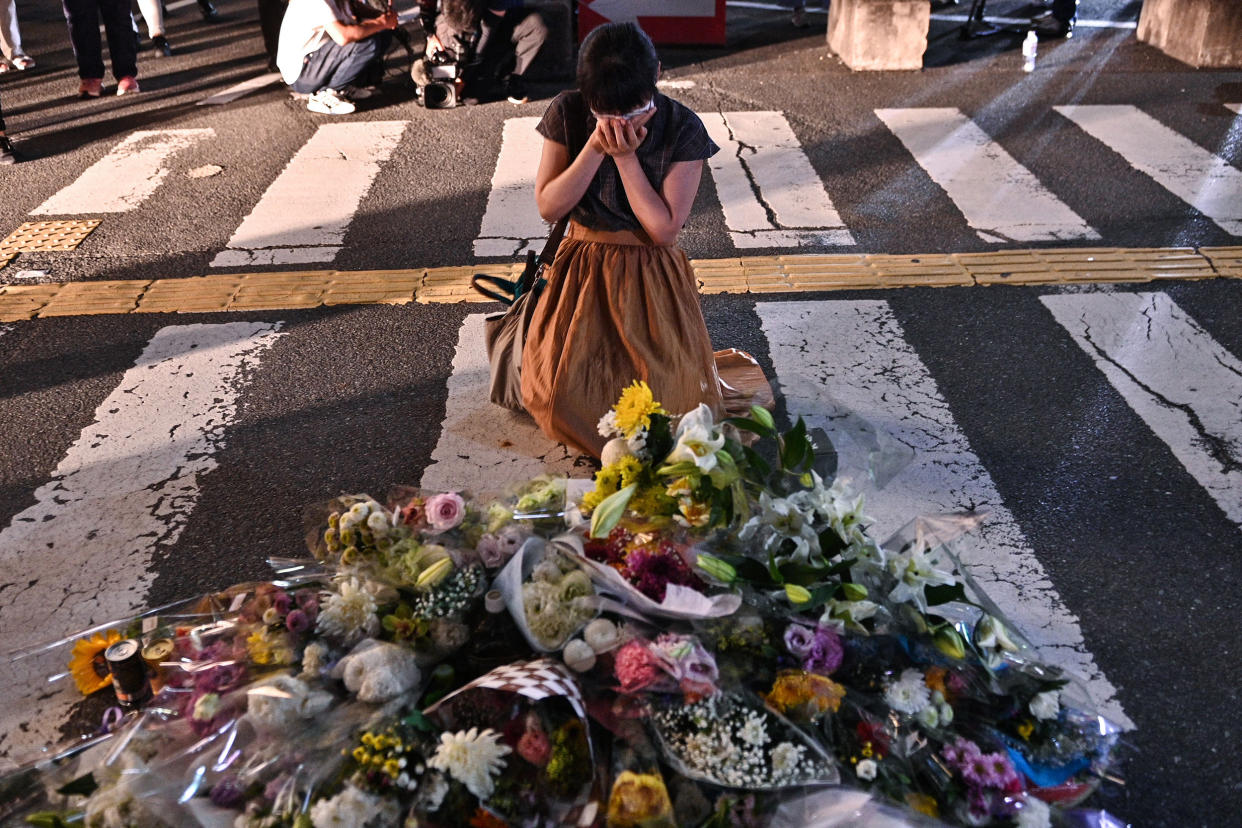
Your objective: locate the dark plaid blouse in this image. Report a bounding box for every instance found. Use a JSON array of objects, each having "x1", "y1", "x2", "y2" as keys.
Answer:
[{"x1": 536, "y1": 90, "x2": 720, "y2": 232}]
